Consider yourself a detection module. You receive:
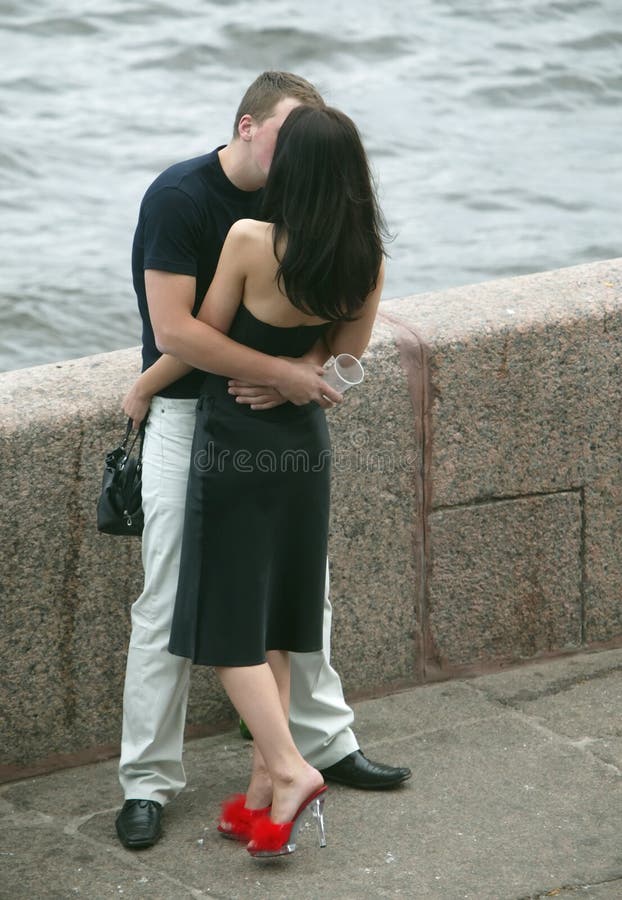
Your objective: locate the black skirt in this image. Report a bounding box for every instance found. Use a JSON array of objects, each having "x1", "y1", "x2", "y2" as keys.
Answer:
[{"x1": 168, "y1": 304, "x2": 331, "y2": 667}]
